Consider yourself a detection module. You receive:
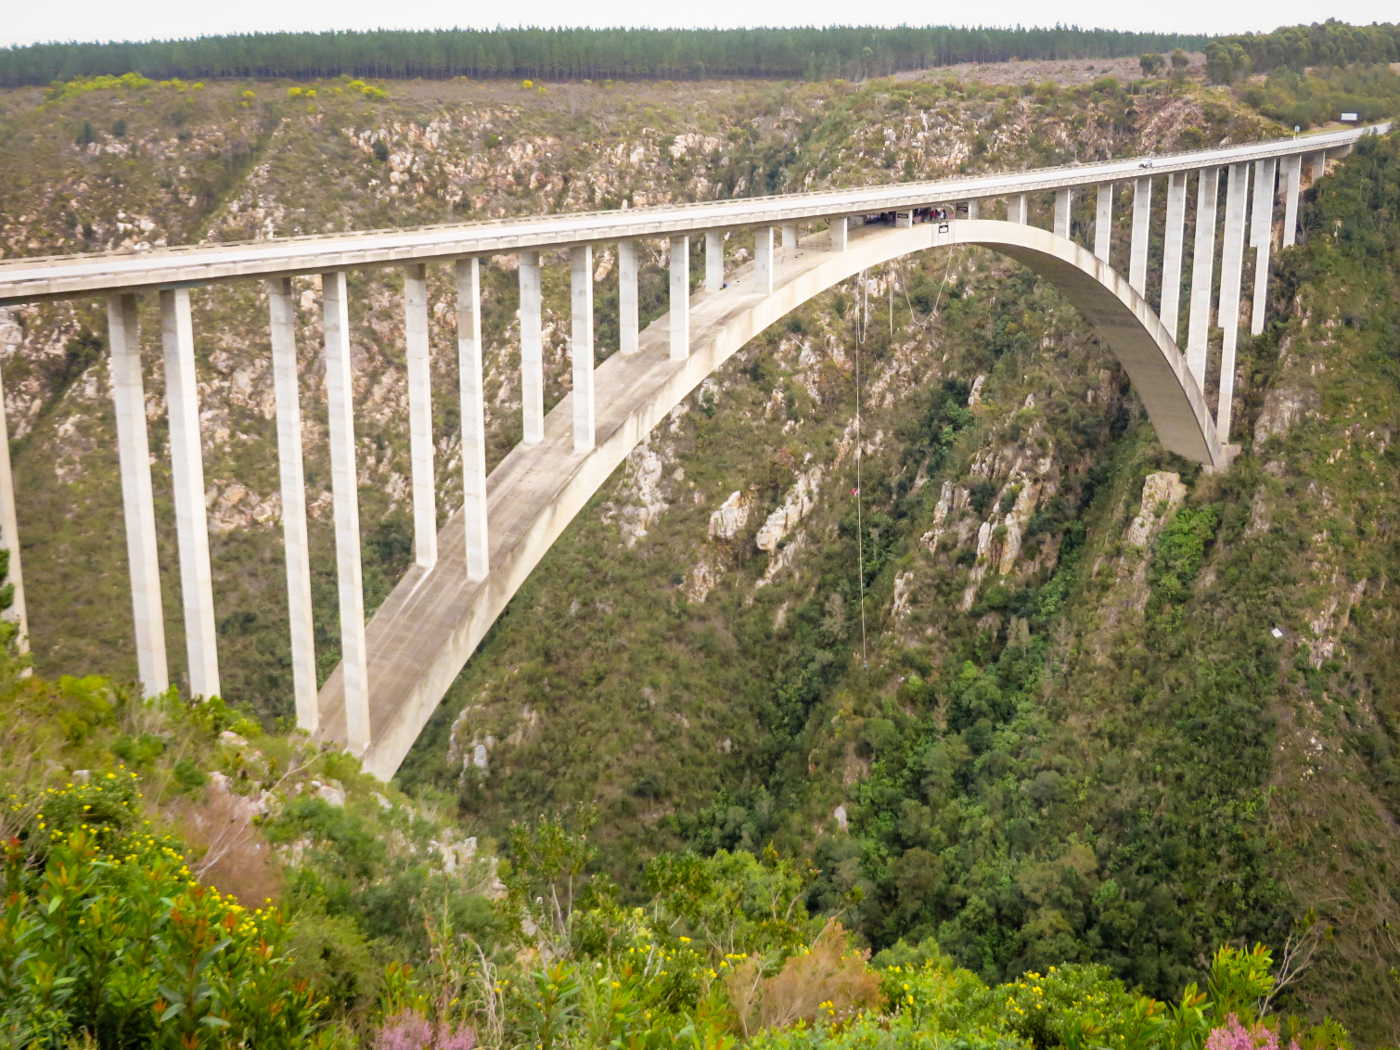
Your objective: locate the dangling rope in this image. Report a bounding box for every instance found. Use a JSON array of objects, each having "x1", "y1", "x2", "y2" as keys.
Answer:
[
  {"x1": 899, "y1": 249, "x2": 958, "y2": 330},
  {"x1": 854, "y1": 276, "x2": 869, "y2": 670}
]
